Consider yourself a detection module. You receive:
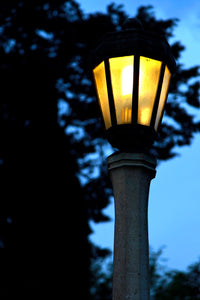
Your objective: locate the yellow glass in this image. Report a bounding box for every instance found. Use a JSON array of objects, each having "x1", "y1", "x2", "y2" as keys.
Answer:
[
  {"x1": 138, "y1": 56, "x2": 162, "y2": 126},
  {"x1": 155, "y1": 66, "x2": 171, "y2": 131},
  {"x1": 109, "y1": 56, "x2": 134, "y2": 124},
  {"x1": 93, "y1": 61, "x2": 111, "y2": 129}
]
